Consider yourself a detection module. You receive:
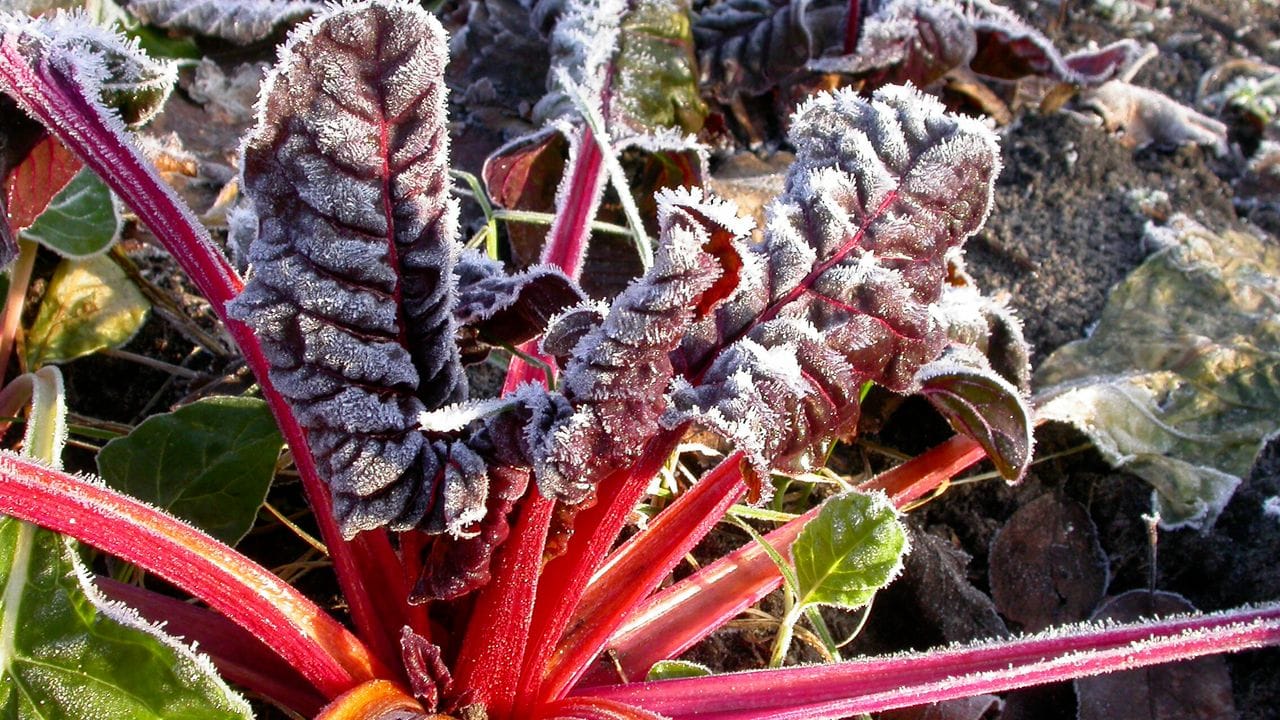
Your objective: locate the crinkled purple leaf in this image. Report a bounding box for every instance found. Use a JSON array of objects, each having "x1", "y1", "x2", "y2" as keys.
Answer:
[
  {"x1": 916, "y1": 346, "x2": 1033, "y2": 481},
  {"x1": 532, "y1": 186, "x2": 752, "y2": 501},
  {"x1": 124, "y1": 0, "x2": 322, "y2": 45},
  {"x1": 454, "y1": 249, "x2": 584, "y2": 362},
  {"x1": 810, "y1": 0, "x2": 1146, "y2": 90},
  {"x1": 447, "y1": 0, "x2": 552, "y2": 170},
  {"x1": 663, "y1": 85, "x2": 1001, "y2": 490},
  {"x1": 693, "y1": 0, "x2": 848, "y2": 102},
  {"x1": 227, "y1": 0, "x2": 467, "y2": 537},
  {"x1": 811, "y1": 0, "x2": 974, "y2": 89},
  {"x1": 934, "y1": 277, "x2": 1032, "y2": 392}
]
